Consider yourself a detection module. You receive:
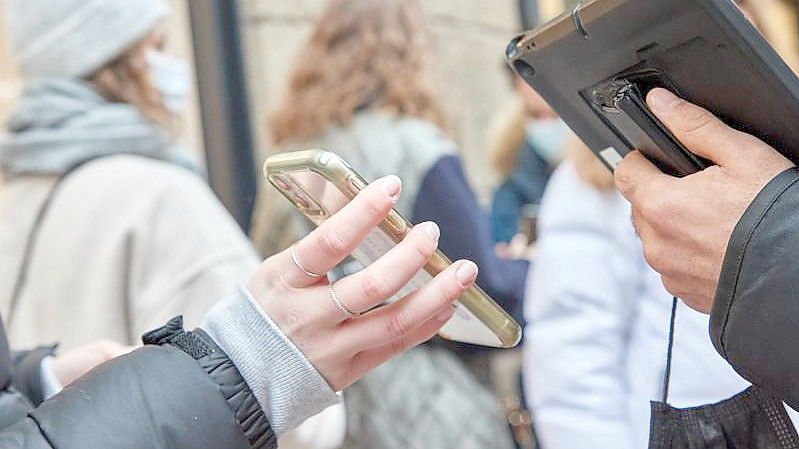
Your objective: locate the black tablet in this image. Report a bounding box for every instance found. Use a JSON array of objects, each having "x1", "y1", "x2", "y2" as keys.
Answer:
[{"x1": 506, "y1": 0, "x2": 799, "y2": 177}]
